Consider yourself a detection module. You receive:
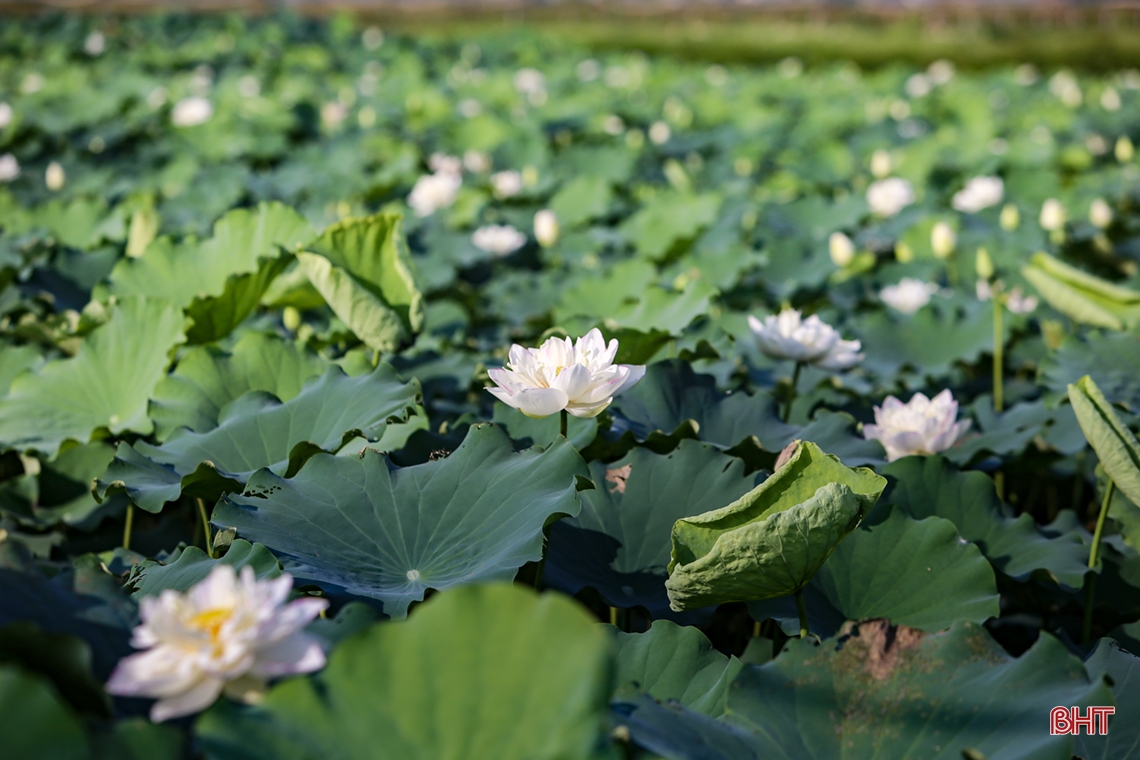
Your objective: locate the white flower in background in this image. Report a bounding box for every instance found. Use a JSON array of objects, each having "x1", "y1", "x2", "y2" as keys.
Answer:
[
  {"x1": 748, "y1": 309, "x2": 863, "y2": 370},
  {"x1": 1050, "y1": 71, "x2": 1082, "y2": 107},
  {"x1": 362, "y1": 26, "x2": 384, "y2": 50},
  {"x1": 931, "y1": 221, "x2": 956, "y2": 259},
  {"x1": 171, "y1": 96, "x2": 213, "y2": 127},
  {"x1": 866, "y1": 177, "x2": 914, "y2": 217},
  {"x1": 602, "y1": 115, "x2": 625, "y2": 135},
  {"x1": 905, "y1": 74, "x2": 932, "y2": 99},
  {"x1": 21, "y1": 72, "x2": 44, "y2": 94},
  {"x1": 1006, "y1": 288, "x2": 1038, "y2": 314},
  {"x1": 84, "y1": 31, "x2": 106, "y2": 56},
  {"x1": 1014, "y1": 64, "x2": 1039, "y2": 86},
  {"x1": 463, "y1": 150, "x2": 490, "y2": 174},
  {"x1": 428, "y1": 153, "x2": 462, "y2": 176},
  {"x1": 408, "y1": 169, "x2": 461, "y2": 218},
  {"x1": 106, "y1": 566, "x2": 327, "y2": 722},
  {"x1": 0, "y1": 102, "x2": 11, "y2": 129},
  {"x1": 952, "y1": 176, "x2": 1004, "y2": 213},
  {"x1": 649, "y1": 121, "x2": 671, "y2": 145},
  {"x1": 45, "y1": 161, "x2": 65, "y2": 191},
  {"x1": 472, "y1": 224, "x2": 526, "y2": 256},
  {"x1": 1090, "y1": 198, "x2": 1113, "y2": 229},
  {"x1": 1117, "y1": 136, "x2": 1135, "y2": 163},
  {"x1": 486, "y1": 328, "x2": 645, "y2": 418},
  {"x1": 864, "y1": 390, "x2": 970, "y2": 461},
  {"x1": 576, "y1": 59, "x2": 600, "y2": 82},
  {"x1": 976, "y1": 279, "x2": 994, "y2": 301},
  {"x1": 1101, "y1": 87, "x2": 1122, "y2": 112},
  {"x1": 458, "y1": 98, "x2": 483, "y2": 118},
  {"x1": 320, "y1": 102, "x2": 347, "y2": 129},
  {"x1": 0, "y1": 154, "x2": 19, "y2": 182},
  {"x1": 926, "y1": 59, "x2": 955, "y2": 85},
  {"x1": 880, "y1": 278, "x2": 939, "y2": 314},
  {"x1": 534, "y1": 209, "x2": 559, "y2": 247},
  {"x1": 1040, "y1": 199, "x2": 1066, "y2": 231},
  {"x1": 513, "y1": 68, "x2": 546, "y2": 96},
  {"x1": 490, "y1": 170, "x2": 523, "y2": 199},
  {"x1": 870, "y1": 149, "x2": 892, "y2": 178},
  {"x1": 828, "y1": 232, "x2": 855, "y2": 267}
]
